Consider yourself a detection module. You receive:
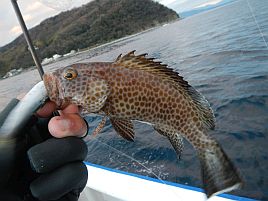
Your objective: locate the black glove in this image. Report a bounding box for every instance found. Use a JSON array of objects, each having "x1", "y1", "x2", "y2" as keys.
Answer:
[{"x1": 0, "y1": 99, "x2": 88, "y2": 201}]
